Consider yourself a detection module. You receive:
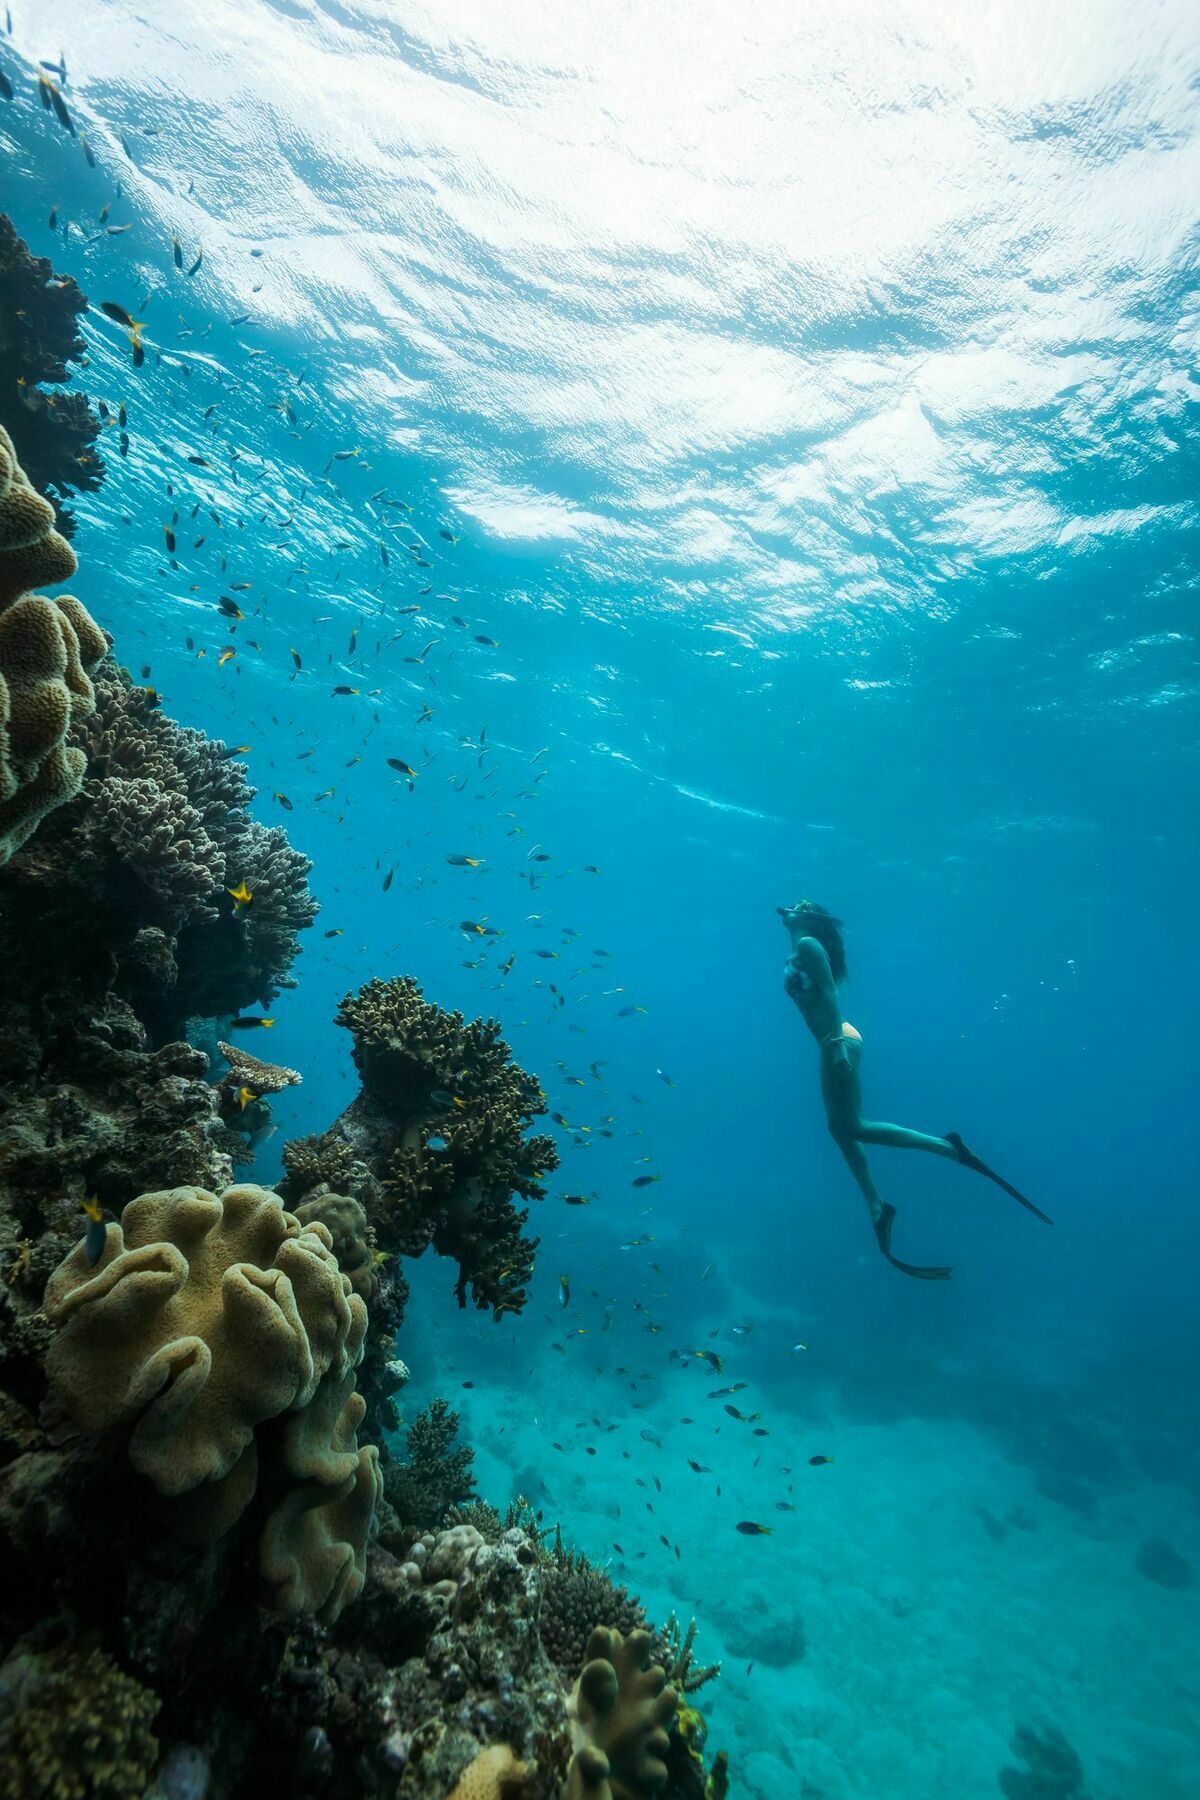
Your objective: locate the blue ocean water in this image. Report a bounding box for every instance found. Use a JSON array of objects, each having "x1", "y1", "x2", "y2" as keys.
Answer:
[{"x1": 4, "y1": 3, "x2": 1199, "y2": 1794}]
